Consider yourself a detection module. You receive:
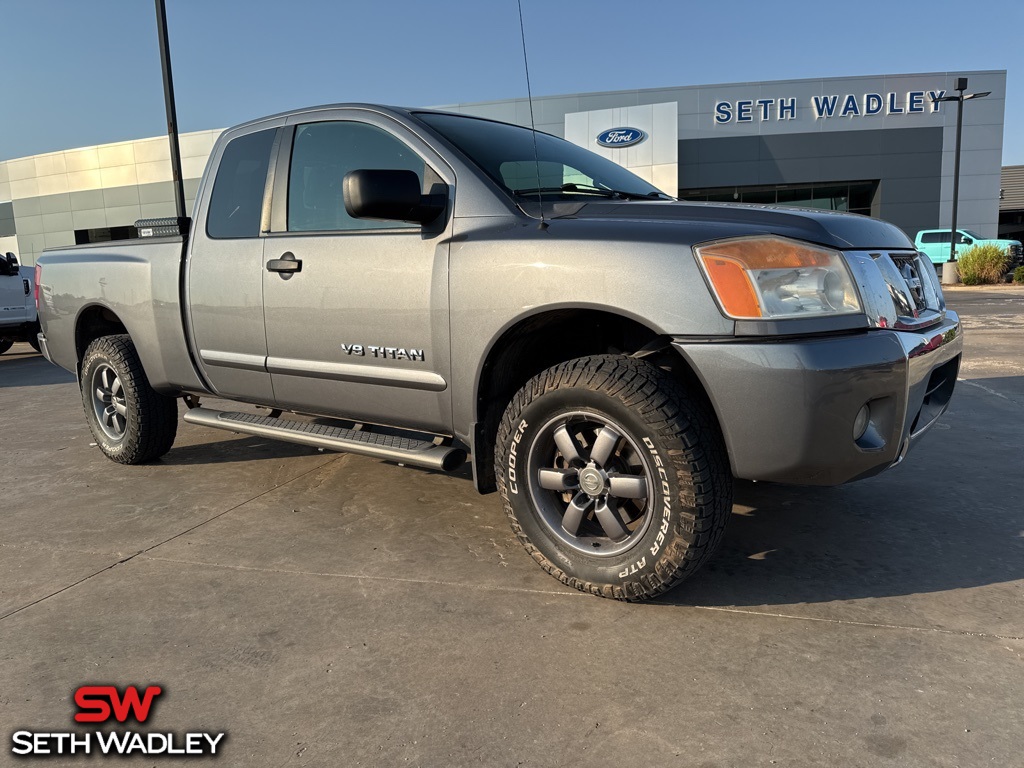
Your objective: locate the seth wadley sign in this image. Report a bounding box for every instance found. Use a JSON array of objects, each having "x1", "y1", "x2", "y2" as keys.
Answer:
[{"x1": 714, "y1": 90, "x2": 947, "y2": 124}]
